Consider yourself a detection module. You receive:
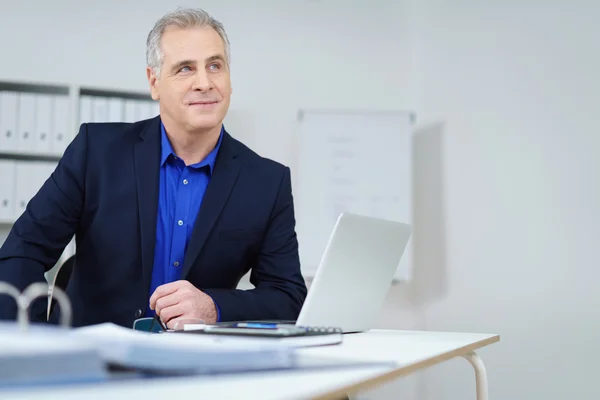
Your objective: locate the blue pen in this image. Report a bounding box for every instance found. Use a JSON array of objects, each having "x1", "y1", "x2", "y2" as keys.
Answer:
[{"x1": 235, "y1": 322, "x2": 278, "y2": 329}]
